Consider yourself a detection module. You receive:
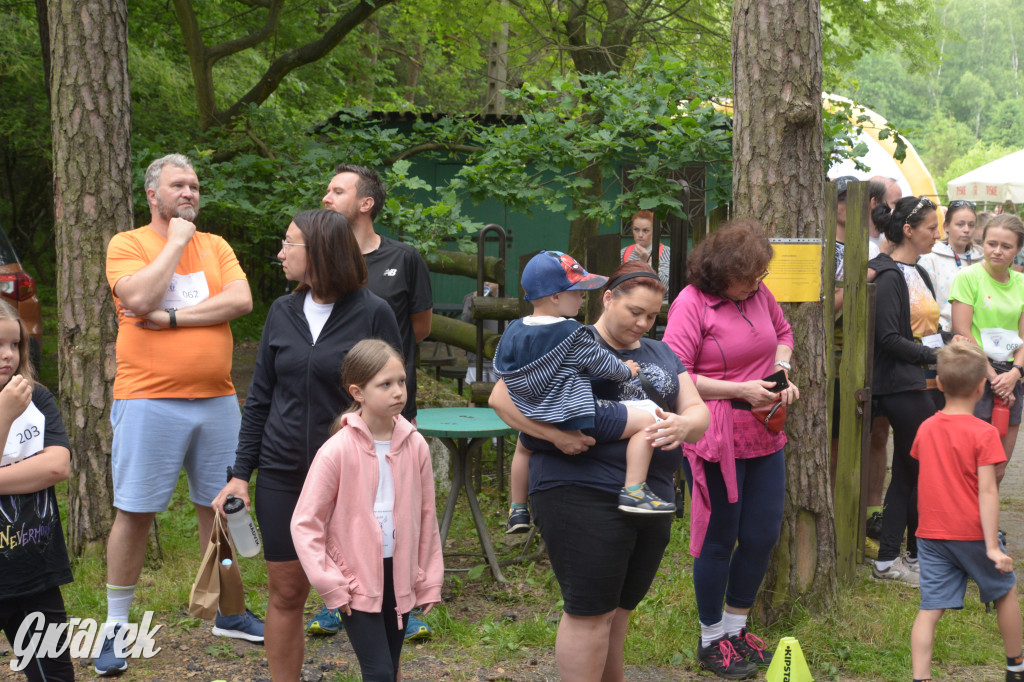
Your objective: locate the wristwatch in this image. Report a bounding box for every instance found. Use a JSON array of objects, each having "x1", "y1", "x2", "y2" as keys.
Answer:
[
  {"x1": 165, "y1": 308, "x2": 177, "y2": 329},
  {"x1": 775, "y1": 360, "x2": 792, "y2": 372},
  {"x1": 1014, "y1": 364, "x2": 1024, "y2": 381}
]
